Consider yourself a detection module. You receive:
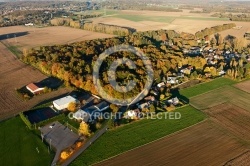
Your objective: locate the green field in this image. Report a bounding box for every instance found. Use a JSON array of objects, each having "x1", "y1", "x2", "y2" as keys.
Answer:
[
  {"x1": 103, "y1": 10, "x2": 227, "y2": 23},
  {"x1": 70, "y1": 106, "x2": 205, "y2": 166},
  {"x1": 110, "y1": 14, "x2": 176, "y2": 23},
  {"x1": 180, "y1": 78, "x2": 237, "y2": 98},
  {"x1": 0, "y1": 117, "x2": 53, "y2": 166},
  {"x1": 190, "y1": 85, "x2": 250, "y2": 110}
]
